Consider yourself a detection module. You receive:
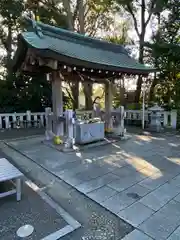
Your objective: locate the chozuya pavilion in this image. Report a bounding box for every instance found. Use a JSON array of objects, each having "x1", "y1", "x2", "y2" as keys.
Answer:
[{"x1": 13, "y1": 17, "x2": 155, "y2": 148}]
